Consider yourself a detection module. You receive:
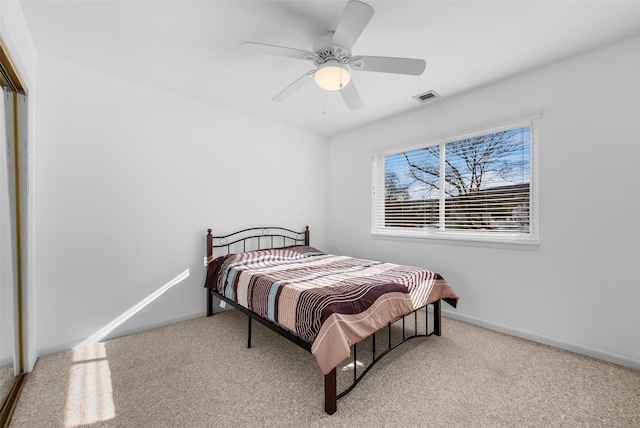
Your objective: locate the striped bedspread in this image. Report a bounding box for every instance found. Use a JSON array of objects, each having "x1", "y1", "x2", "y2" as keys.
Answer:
[{"x1": 204, "y1": 245, "x2": 458, "y2": 374}]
